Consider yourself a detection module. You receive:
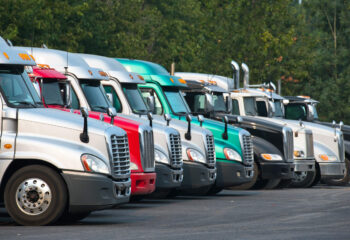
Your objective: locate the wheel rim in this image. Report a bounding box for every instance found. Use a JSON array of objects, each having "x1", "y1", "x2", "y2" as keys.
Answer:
[
  {"x1": 16, "y1": 178, "x2": 52, "y2": 216},
  {"x1": 293, "y1": 171, "x2": 307, "y2": 183}
]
